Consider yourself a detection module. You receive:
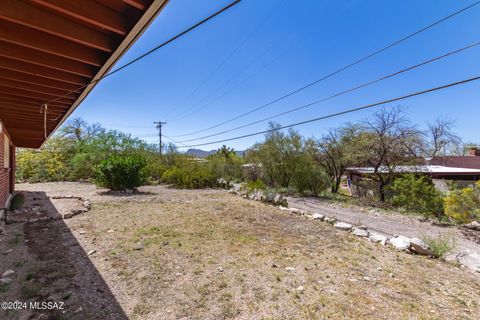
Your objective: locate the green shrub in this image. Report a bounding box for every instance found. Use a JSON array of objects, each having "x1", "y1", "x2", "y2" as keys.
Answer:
[
  {"x1": 444, "y1": 181, "x2": 480, "y2": 223},
  {"x1": 94, "y1": 155, "x2": 147, "y2": 190},
  {"x1": 144, "y1": 157, "x2": 167, "y2": 181},
  {"x1": 161, "y1": 165, "x2": 222, "y2": 189},
  {"x1": 388, "y1": 174, "x2": 444, "y2": 218},
  {"x1": 421, "y1": 233, "x2": 457, "y2": 259},
  {"x1": 161, "y1": 167, "x2": 181, "y2": 185},
  {"x1": 292, "y1": 163, "x2": 329, "y2": 196},
  {"x1": 241, "y1": 180, "x2": 266, "y2": 194}
]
